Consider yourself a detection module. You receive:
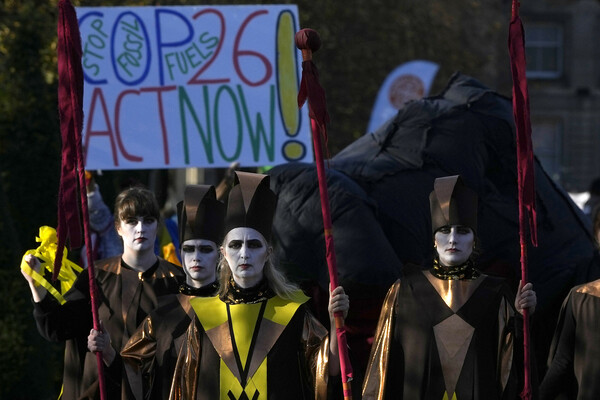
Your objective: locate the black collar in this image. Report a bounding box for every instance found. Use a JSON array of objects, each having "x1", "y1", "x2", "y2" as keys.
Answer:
[
  {"x1": 430, "y1": 257, "x2": 480, "y2": 280},
  {"x1": 221, "y1": 277, "x2": 274, "y2": 304},
  {"x1": 179, "y1": 281, "x2": 219, "y2": 297},
  {"x1": 121, "y1": 257, "x2": 159, "y2": 277}
]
